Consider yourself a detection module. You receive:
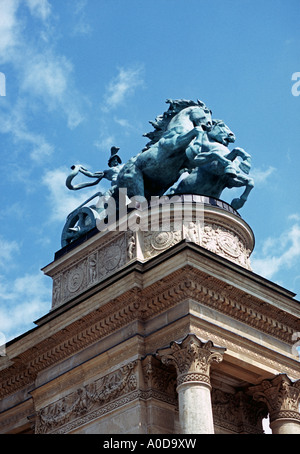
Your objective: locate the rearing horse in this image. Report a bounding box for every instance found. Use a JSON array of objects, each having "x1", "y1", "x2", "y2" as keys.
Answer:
[
  {"x1": 169, "y1": 119, "x2": 254, "y2": 209},
  {"x1": 115, "y1": 99, "x2": 213, "y2": 199}
]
